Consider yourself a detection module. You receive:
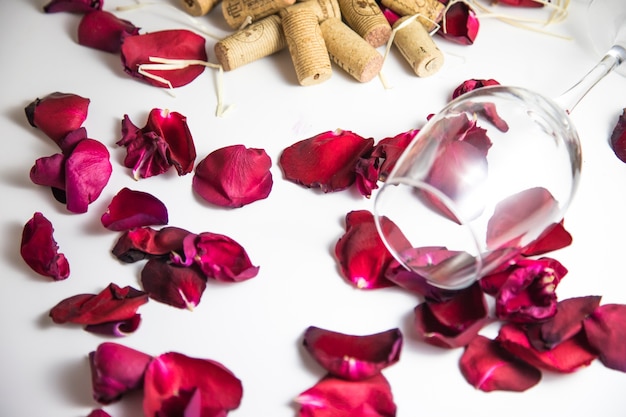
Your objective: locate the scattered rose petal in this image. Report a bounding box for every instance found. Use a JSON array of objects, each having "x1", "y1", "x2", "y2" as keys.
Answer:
[
  {"x1": 20, "y1": 212, "x2": 70, "y2": 280},
  {"x1": 610, "y1": 108, "x2": 626, "y2": 163},
  {"x1": 120, "y1": 30, "x2": 208, "y2": 88},
  {"x1": 112, "y1": 226, "x2": 192, "y2": 263},
  {"x1": 85, "y1": 314, "x2": 142, "y2": 337},
  {"x1": 141, "y1": 258, "x2": 207, "y2": 310},
  {"x1": 25, "y1": 92, "x2": 90, "y2": 146},
  {"x1": 583, "y1": 304, "x2": 626, "y2": 372},
  {"x1": 65, "y1": 138, "x2": 113, "y2": 213},
  {"x1": 101, "y1": 188, "x2": 168, "y2": 231},
  {"x1": 87, "y1": 409, "x2": 112, "y2": 417},
  {"x1": 384, "y1": 256, "x2": 457, "y2": 301},
  {"x1": 296, "y1": 373, "x2": 396, "y2": 417},
  {"x1": 521, "y1": 220, "x2": 573, "y2": 256},
  {"x1": 495, "y1": 0, "x2": 544, "y2": 7},
  {"x1": 193, "y1": 145, "x2": 273, "y2": 208},
  {"x1": 43, "y1": 0, "x2": 102, "y2": 13},
  {"x1": 117, "y1": 109, "x2": 196, "y2": 179},
  {"x1": 438, "y1": 1, "x2": 480, "y2": 45},
  {"x1": 451, "y1": 79, "x2": 500, "y2": 100},
  {"x1": 354, "y1": 157, "x2": 380, "y2": 198},
  {"x1": 459, "y1": 335, "x2": 542, "y2": 392},
  {"x1": 303, "y1": 326, "x2": 402, "y2": 381},
  {"x1": 143, "y1": 352, "x2": 243, "y2": 417},
  {"x1": 371, "y1": 129, "x2": 418, "y2": 182},
  {"x1": 279, "y1": 129, "x2": 375, "y2": 192},
  {"x1": 89, "y1": 342, "x2": 153, "y2": 404},
  {"x1": 78, "y1": 10, "x2": 140, "y2": 53}
]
